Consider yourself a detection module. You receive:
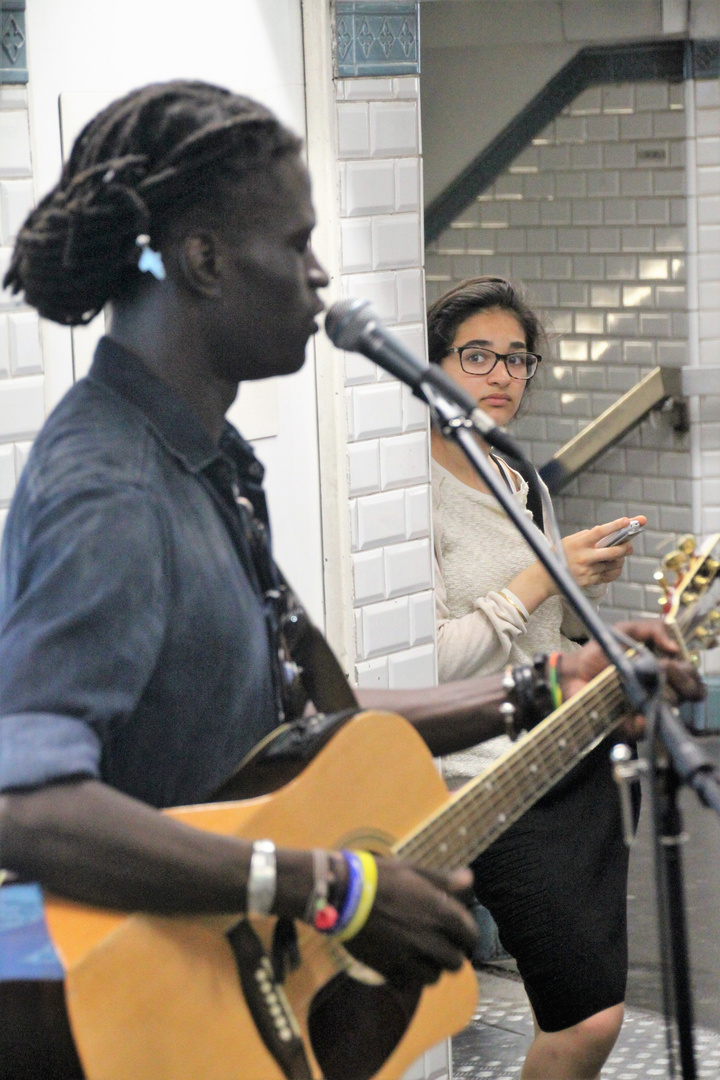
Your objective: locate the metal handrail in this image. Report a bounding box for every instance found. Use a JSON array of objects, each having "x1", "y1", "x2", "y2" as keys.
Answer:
[{"x1": 539, "y1": 367, "x2": 684, "y2": 494}]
